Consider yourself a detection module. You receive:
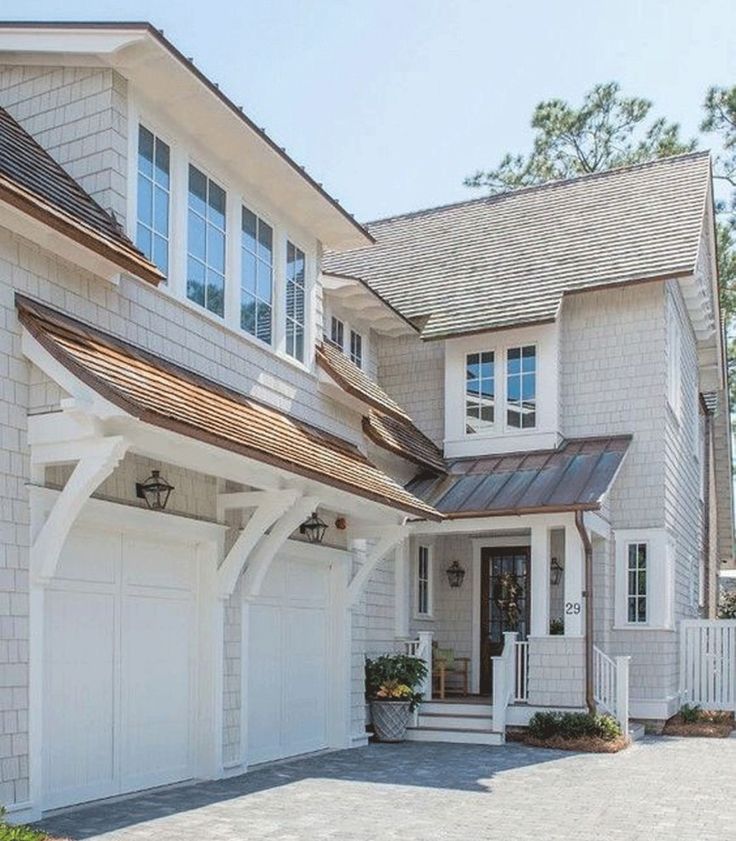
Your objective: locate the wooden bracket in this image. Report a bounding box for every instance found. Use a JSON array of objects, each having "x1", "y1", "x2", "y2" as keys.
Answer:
[{"x1": 347, "y1": 525, "x2": 408, "y2": 606}]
